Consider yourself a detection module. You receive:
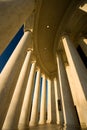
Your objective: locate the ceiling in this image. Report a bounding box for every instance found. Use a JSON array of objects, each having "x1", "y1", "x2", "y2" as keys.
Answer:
[{"x1": 30, "y1": 0, "x2": 87, "y2": 77}]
